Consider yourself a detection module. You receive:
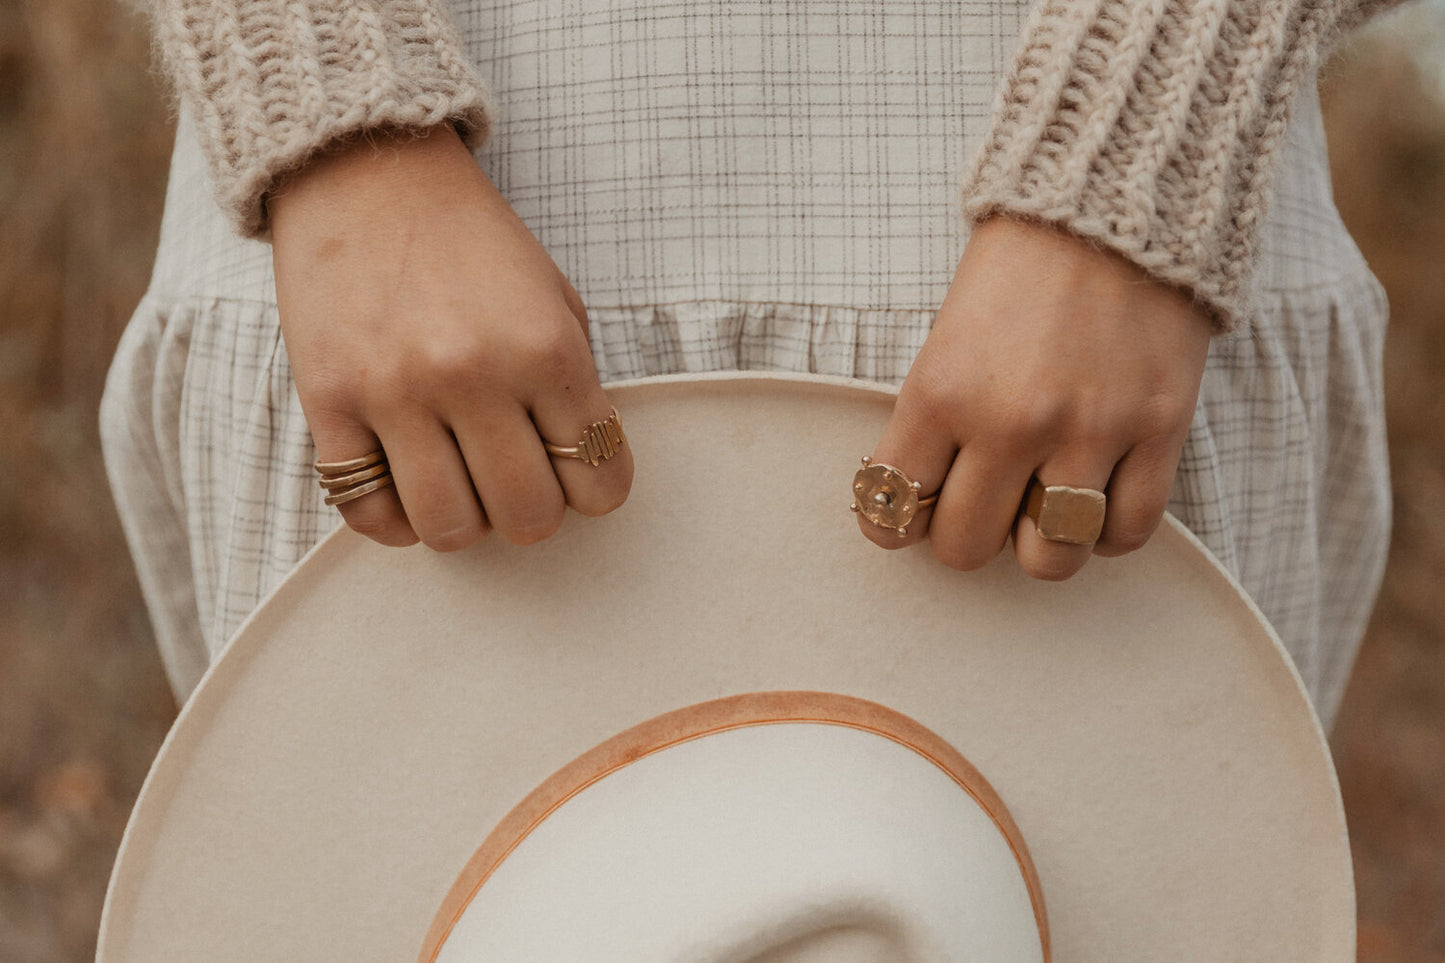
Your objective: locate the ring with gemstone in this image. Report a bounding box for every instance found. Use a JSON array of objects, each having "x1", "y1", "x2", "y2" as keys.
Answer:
[{"x1": 850, "y1": 456, "x2": 939, "y2": 538}]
